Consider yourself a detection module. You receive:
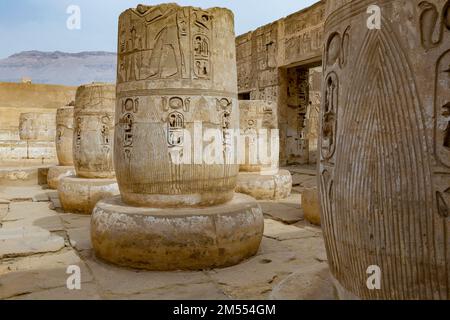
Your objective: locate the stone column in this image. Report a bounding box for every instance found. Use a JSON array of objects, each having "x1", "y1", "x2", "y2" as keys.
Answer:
[
  {"x1": 113, "y1": 4, "x2": 239, "y2": 208},
  {"x1": 58, "y1": 84, "x2": 119, "y2": 214},
  {"x1": 19, "y1": 112, "x2": 56, "y2": 160},
  {"x1": 236, "y1": 100, "x2": 292, "y2": 200},
  {"x1": 47, "y1": 104, "x2": 76, "y2": 189},
  {"x1": 91, "y1": 4, "x2": 264, "y2": 271},
  {"x1": 320, "y1": 0, "x2": 449, "y2": 299}
]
